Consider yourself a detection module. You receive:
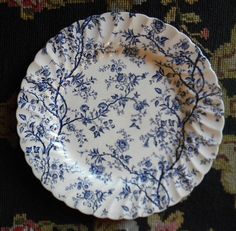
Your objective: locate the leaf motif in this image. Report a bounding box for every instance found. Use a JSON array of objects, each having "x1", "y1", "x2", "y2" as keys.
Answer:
[
  {"x1": 121, "y1": 205, "x2": 129, "y2": 212},
  {"x1": 19, "y1": 114, "x2": 26, "y2": 121},
  {"x1": 20, "y1": 103, "x2": 26, "y2": 108},
  {"x1": 165, "y1": 95, "x2": 171, "y2": 103},
  {"x1": 124, "y1": 155, "x2": 132, "y2": 164},
  {"x1": 111, "y1": 94, "x2": 118, "y2": 99},
  {"x1": 59, "y1": 104, "x2": 65, "y2": 114},
  {"x1": 19, "y1": 127, "x2": 24, "y2": 133},
  {"x1": 196, "y1": 78, "x2": 203, "y2": 86},
  {"x1": 152, "y1": 71, "x2": 163, "y2": 82},
  {"x1": 130, "y1": 123, "x2": 140, "y2": 129},
  {"x1": 94, "y1": 131, "x2": 100, "y2": 138},
  {"x1": 155, "y1": 88, "x2": 162, "y2": 94},
  {"x1": 89, "y1": 126, "x2": 96, "y2": 132},
  {"x1": 29, "y1": 122, "x2": 35, "y2": 128},
  {"x1": 99, "y1": 127, "x2": 104, "y2": 133},
  {"x1": 158, "y1": 36, "x2": 169, "y2": 46},
  {"x1": 159, "y1": 67, "x2": 164, "y2": 75},
  {"x1": 100, "y1": 16, "x2": 106, "y2": 21},
  {"x1": 155, "y1": 100, "x2": 159, "y2": 107}
]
